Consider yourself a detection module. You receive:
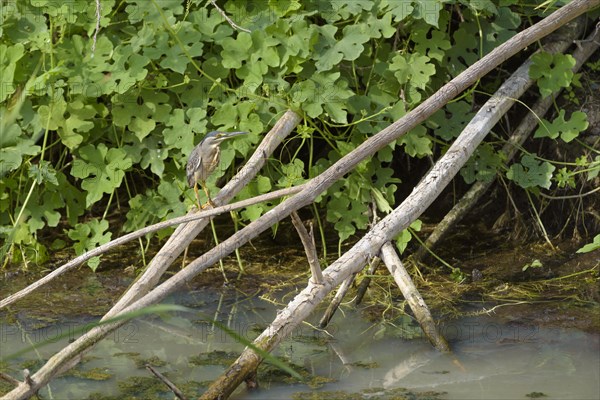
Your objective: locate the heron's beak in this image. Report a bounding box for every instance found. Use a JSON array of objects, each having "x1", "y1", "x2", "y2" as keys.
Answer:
[
  {"x1": 224, "y1": 131, "x2": 247, "y2": 138},
  {"x1": 216, "y1": 131, "x2": 247, "y2": 142}
]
